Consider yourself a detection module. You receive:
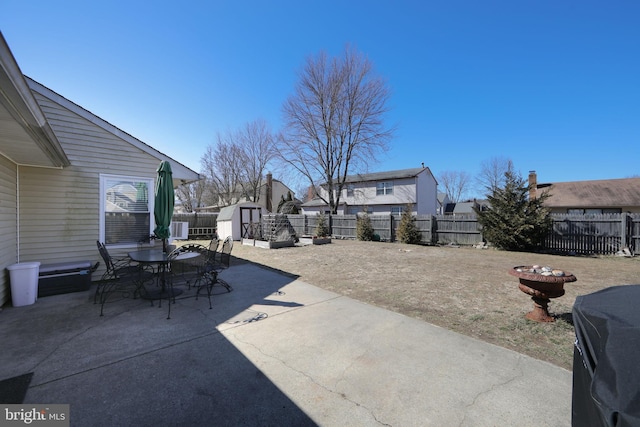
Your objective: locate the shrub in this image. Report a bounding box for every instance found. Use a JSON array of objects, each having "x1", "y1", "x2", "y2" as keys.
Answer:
[
  {"x1": 396, "y1": 204, "x2": 421, "y2": 244},
  {"x1": 356, "y1": 212, "x2": 375, "y2": 241},
  {"x1": 314, "y1": 214, "x2": 329, "y2": 237},
  {"x1": 475, "y1": 171, "x2": 552, "y2": 251}
]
